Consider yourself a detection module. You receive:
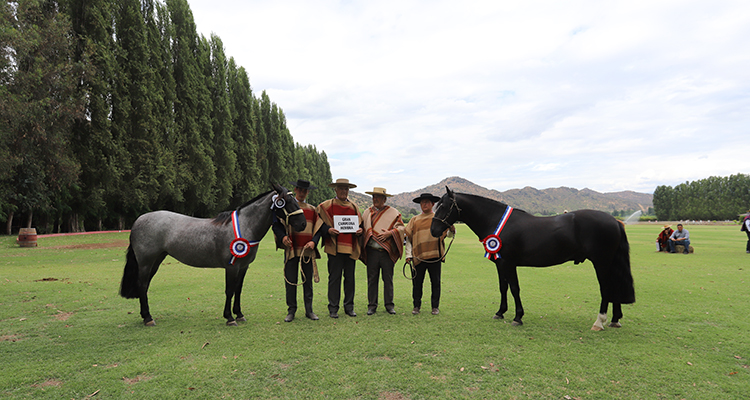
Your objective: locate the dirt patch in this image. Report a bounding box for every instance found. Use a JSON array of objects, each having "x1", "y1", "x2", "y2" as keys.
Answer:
[
  {"x1": 123, "y1": 374, "x2": 152, "y2": 385},
  {"x1": 31, "y1": 379, "x2": 63, "y2": 388},
  {"x1": 1, "y1": 334, "x2": 24, "y2": 342},
  {"x1": 53, "y1": 312, "x2": 74, "y2": 321},
  {"x1": 46, "y1": 240, "x2": 129, "y2": 250}
]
